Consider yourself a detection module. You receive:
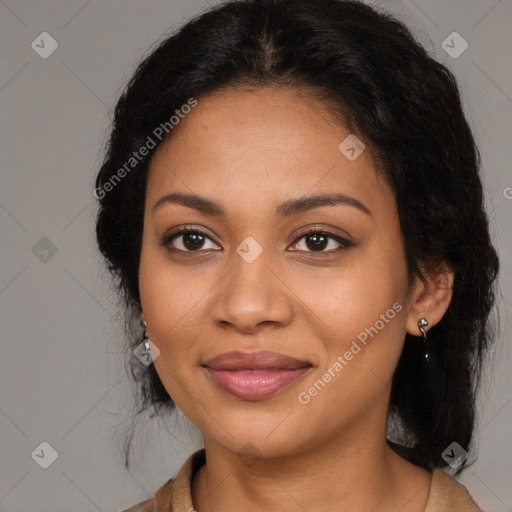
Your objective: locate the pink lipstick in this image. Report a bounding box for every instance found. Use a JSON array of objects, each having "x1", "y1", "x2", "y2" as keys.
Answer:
[{"x1": 203, "y1": 350, "x2": 312, "y2": 401}]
